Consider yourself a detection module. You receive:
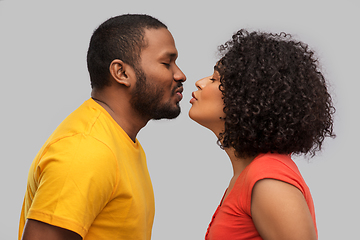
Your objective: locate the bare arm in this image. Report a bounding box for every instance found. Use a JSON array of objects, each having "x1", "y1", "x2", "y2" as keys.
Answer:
[
  {"x1": 21, "y1": 219, "x2": 82, "y2": 240},
  {"x1": 251, "y1": 179, "x2": 317, "y2": 240}
]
